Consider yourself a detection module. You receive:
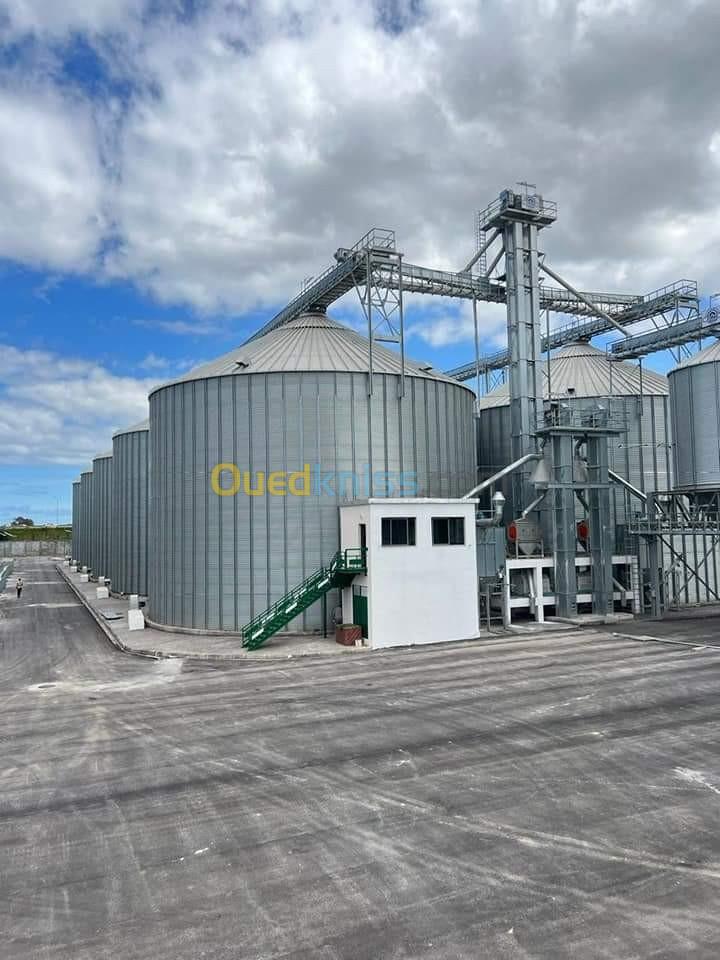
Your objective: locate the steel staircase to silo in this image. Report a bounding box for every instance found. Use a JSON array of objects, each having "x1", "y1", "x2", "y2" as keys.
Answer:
[{"x1": 241, "y1": 548, "x2": 367, "y2": 650}]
